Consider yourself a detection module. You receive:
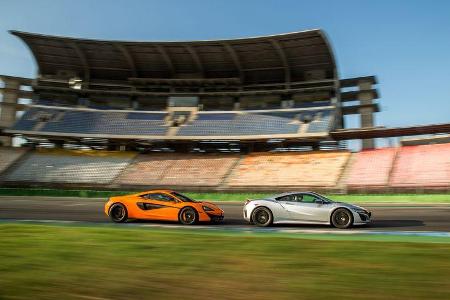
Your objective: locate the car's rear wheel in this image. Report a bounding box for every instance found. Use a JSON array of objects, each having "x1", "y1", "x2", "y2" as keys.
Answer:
[
  {"x1": 331, "y1": 208, "x2": 353, "y2": 229},
  {"x1": 109, "y1": 203, "x2": 128, "y2": 223},
  {"x1": 251, "y1": 207, "x2": 273, "y2": 227},
  {"x1": 179, "y1": 207, "x2": 198, "y2": 225}
]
